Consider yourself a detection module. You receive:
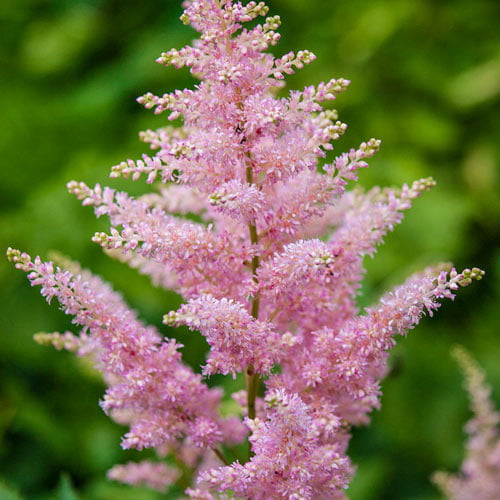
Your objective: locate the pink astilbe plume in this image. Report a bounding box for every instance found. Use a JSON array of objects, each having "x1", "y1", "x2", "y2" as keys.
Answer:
[
  {"x1": 268, "y1": 266, "x2": 484, "y2": 427},
  {"x1": 433, "y1": 347, "x2": 500, "y2": 500},
  {"x1": 107, "y1": 460, "x2": 180, "y2": 492},
  {"x1": 164, "y1": 294, "x2": 295, "y2": 377},
  {"x1": 6, "y1": 249, "x2": 239, "y2": 452},
  {"x1": 8, "y1": 0, "x2": 485, "y2": 498},
  {"x1": 202, "y1": 389, "x2": 352, "y2": 500}
]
